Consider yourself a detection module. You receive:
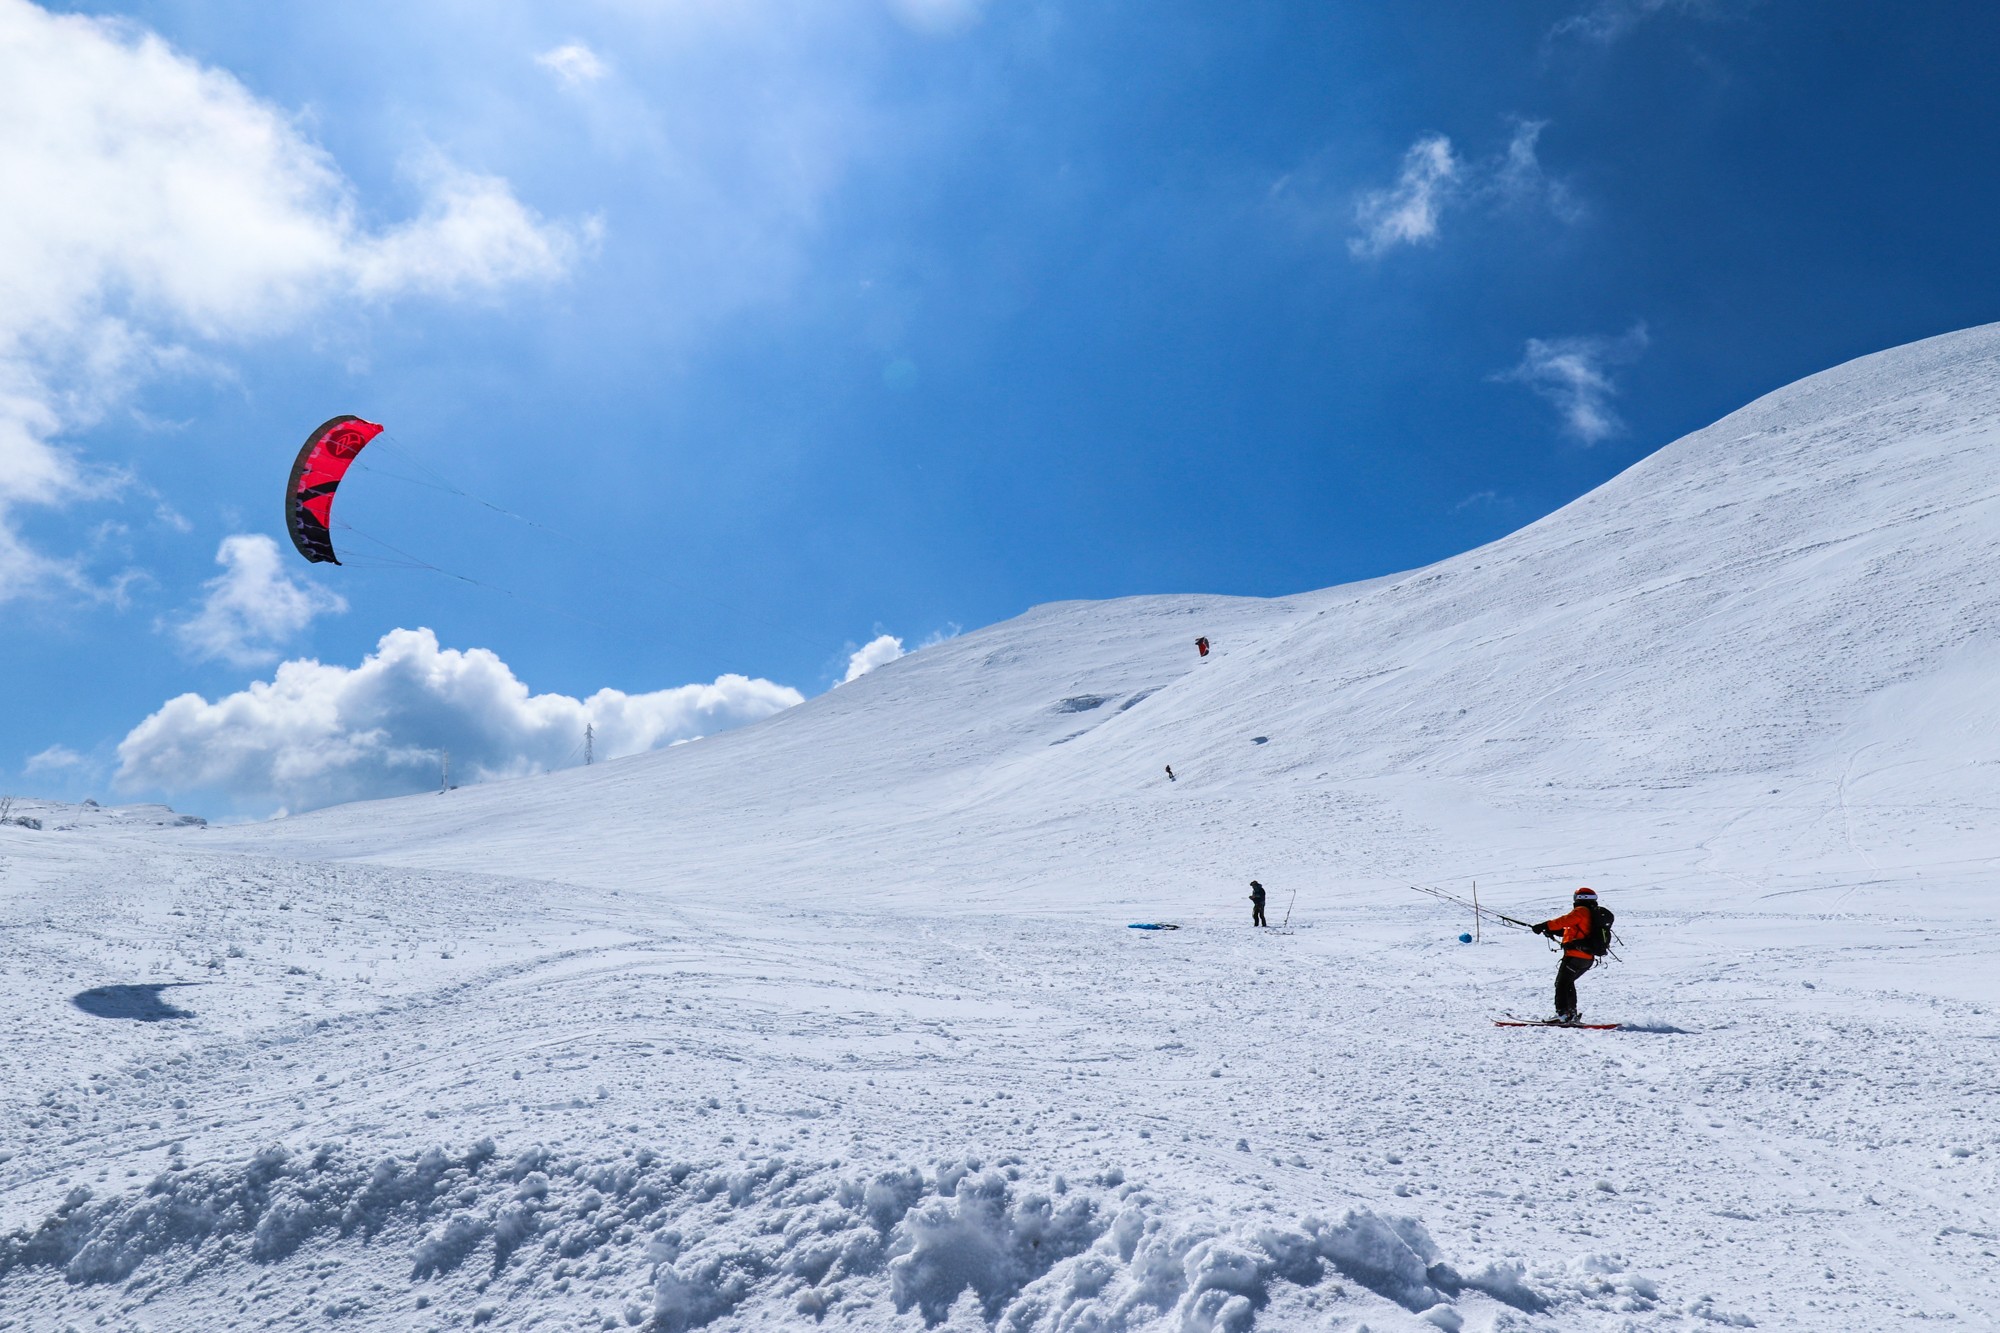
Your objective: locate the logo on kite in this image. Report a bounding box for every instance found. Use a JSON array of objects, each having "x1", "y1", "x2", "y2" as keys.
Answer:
[
  {"x1": 285, "y1": 414, "x2": 383, "y2": 565},
  {"x1": 323, "y1": 427, "x2": 371, "y2": 459}
]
